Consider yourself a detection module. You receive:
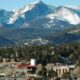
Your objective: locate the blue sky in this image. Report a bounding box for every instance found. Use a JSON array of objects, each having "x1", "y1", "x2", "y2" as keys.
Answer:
[{"x1": 0, "y1": 0, "x2": 80, "y2": 10}]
